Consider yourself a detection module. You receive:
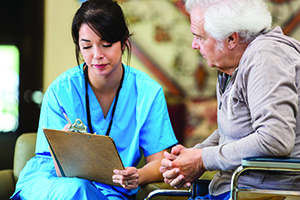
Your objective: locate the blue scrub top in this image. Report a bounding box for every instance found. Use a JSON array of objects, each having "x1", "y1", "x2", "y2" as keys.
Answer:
[{"x1": 35, "y1": 64, "x2": 178, "y2": 197}]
